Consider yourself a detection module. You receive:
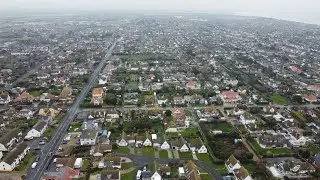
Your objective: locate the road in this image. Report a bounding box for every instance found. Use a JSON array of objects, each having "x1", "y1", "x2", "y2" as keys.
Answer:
[
  {"x1": 117, "y1": 153, "x2": 223, "y2": 180},
  {"x1": 25, "y1": 38, "x2": 121, "y2": 180}
]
